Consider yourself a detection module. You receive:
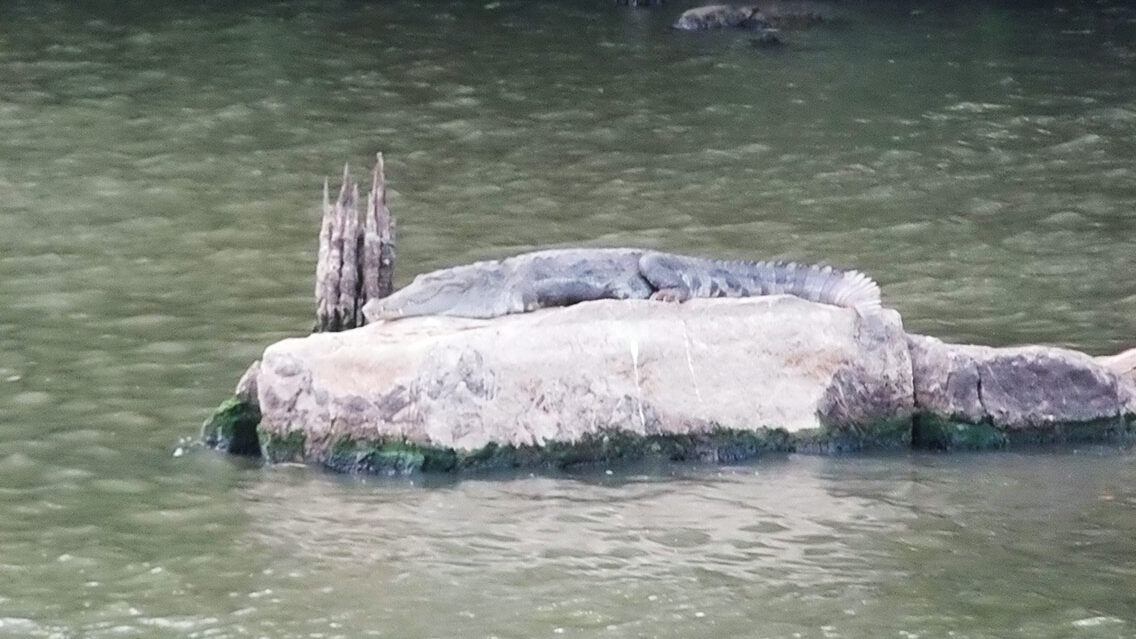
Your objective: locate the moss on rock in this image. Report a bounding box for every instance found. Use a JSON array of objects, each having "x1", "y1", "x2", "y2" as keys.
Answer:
[
  {"x1": 201, "y1": 396, "x2": 261, "y2": 456},
  {"x1": 258, "y1": 428, "x2": 306, "y2": 464},
  {"x1": 1001, "y1": 417, "x2": 1136, "y2": 446},
  {"x1": 303, "y1": 426, "x2": 795, "y2": 476},
  {"x1": 325, "y1": 439, "x2": 433, "y2": 475},
  {"x1": 912, "y1": 412, "x2": 1136, "y2": 451},
  {"x1": 911, "y1": 413, "x2": 1007, "y2": 451},
  {"x1": 796, "y1": 415, "x2": 913, "y2": 454},
  {"x1": 541, "y1": 427, "x2": 795, "y2": 468}
]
